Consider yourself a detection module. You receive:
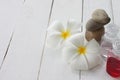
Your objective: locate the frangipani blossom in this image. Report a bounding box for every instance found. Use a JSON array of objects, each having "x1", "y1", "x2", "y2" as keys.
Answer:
[
  {"x1": 47, "y1": 20, "x2": 81, "y2": 48},
  {"x1": 63, "y1": 34, "x2": 102, "y2": 70}
]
